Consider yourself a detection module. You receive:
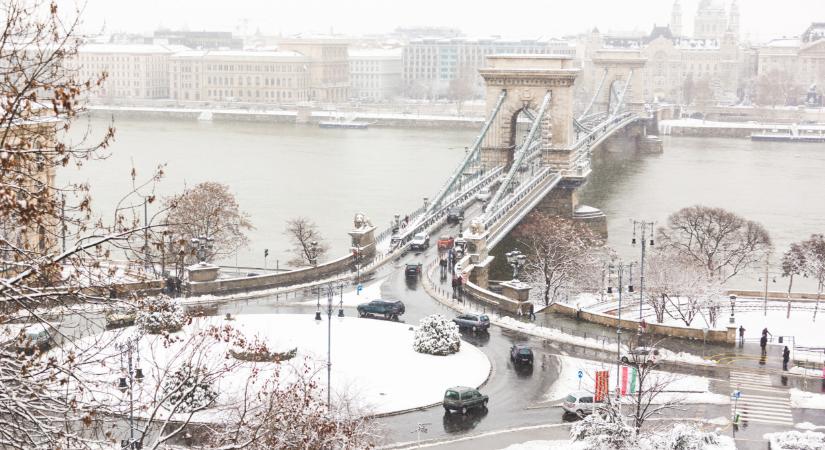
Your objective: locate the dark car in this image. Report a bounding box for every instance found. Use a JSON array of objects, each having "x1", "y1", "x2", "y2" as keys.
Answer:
[
  {"x1": 405, "y1": 263, "x2": 422, "y2": 278},
  {"x1": 452, "y1": 313, "x2": 490, "y2": 332},
  {"x1": 357, "y1": 299, "x2": 405, "y2": 321},
  {"x1": 446, "y1": 208, "x2": 464, "y2": 224},
  {"x1": 510, "y1": 344, "x2": 534, "y2": 365},
  {"x1": 443, "y1": 386, "x2": 488, "y2": 414}
]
